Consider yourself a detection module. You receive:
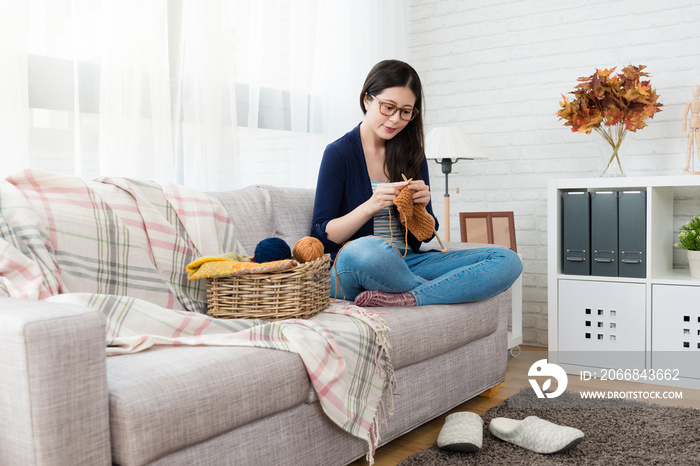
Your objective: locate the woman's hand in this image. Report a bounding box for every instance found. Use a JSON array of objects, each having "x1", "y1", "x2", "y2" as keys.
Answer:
[
  {"x1": 408, "y1": 180, "x2": 431, "y2": 206},
  {"x1": 325, "y1": 180, "x2": 408, "y2": 245},
  {"x1": 365, "y1": 181, "x2": 409, "y2": 215}
]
